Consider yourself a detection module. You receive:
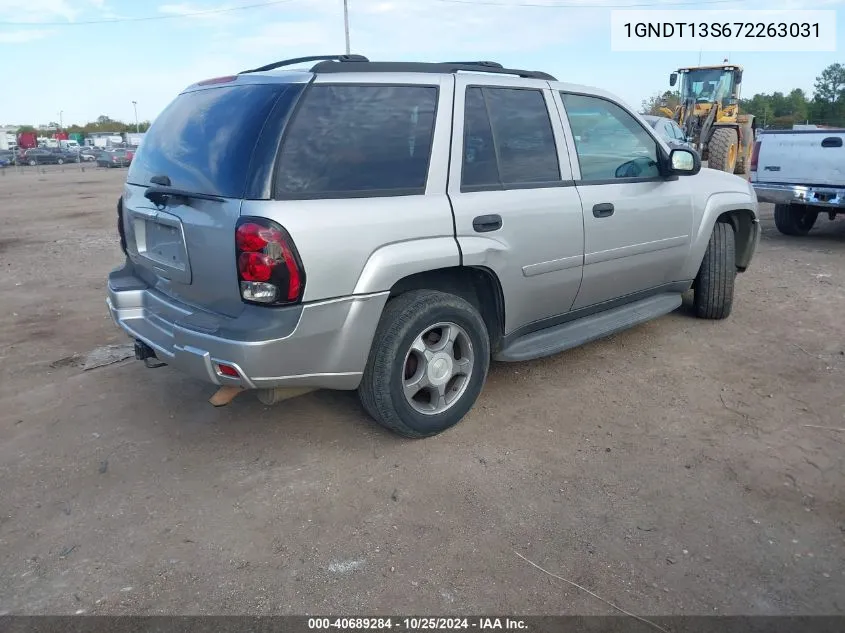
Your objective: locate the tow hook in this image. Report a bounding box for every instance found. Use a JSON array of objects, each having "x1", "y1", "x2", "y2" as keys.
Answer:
[{"x1": 134, "y1": 340, "x2": 166, "y2": 368}]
